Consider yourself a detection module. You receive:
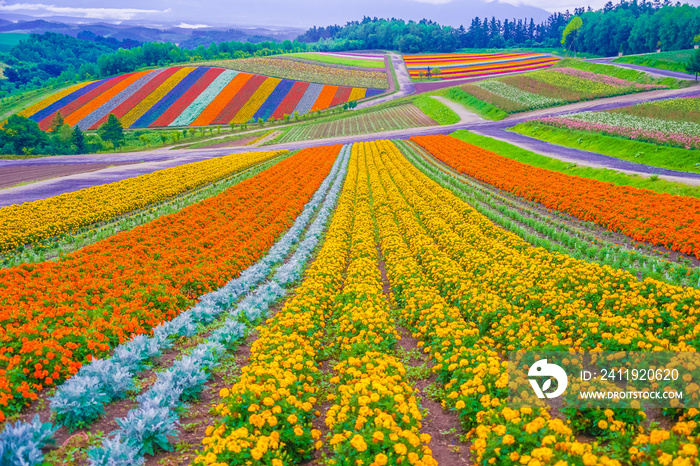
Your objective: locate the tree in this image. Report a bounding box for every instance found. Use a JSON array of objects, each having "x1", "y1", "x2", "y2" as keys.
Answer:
[
  {"x1": 561, "y1": 16, "x2": 583, "y2": 57},
  {"x1": 72, "y1": 126, "x2": 87, "y2": 153},
  {"x1": 99, "y1": 114, "x2": 124, "y2": 147},
  {"x1": 0, "y1": 114, "x2": 48, "y2": 155},
  {"x1": 50, "y1": 111, "x2": 65, "y2": 133},
  {"x1": 686, "y1": 48, "x2": 700, "y2": 80}
]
